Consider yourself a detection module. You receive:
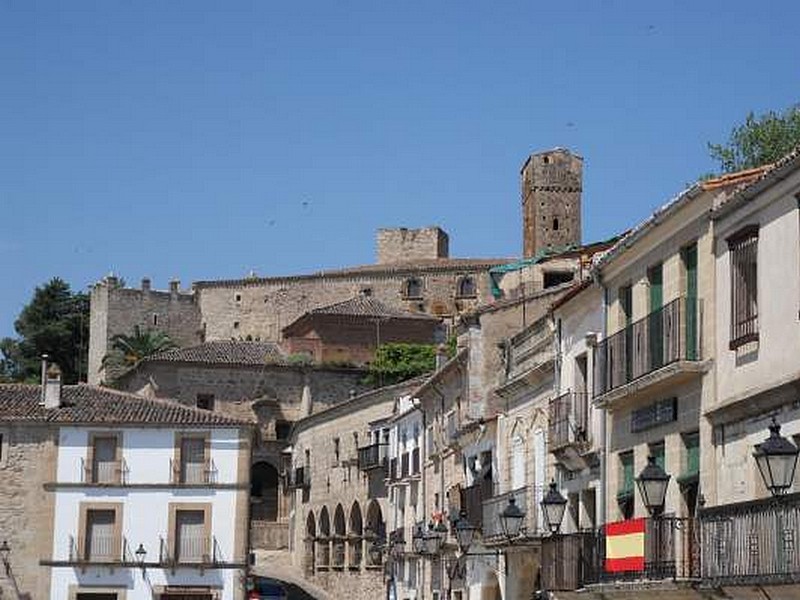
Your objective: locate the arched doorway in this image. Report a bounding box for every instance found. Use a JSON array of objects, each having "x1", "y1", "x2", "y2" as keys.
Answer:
[
  {"x1": 333, "y1": 504, "x2": 346, "y2": 569},
  {"x1": 349, "y1": 501, "x2": 363, "y2": 569},
  {"x1": 251, "y1": 461, "x2": 279, "y2": 522},
  {"x1": 365, "y1": 500, "x2": 385, "y2": 567},
  {"x1": 305, "y1": 512, "x2": 316, "y2": 576},
  {"x1": 318, "y1": 507, "x2": 331, "y2": 570}
]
